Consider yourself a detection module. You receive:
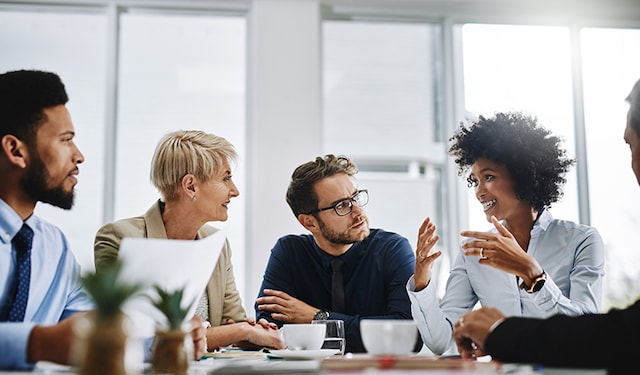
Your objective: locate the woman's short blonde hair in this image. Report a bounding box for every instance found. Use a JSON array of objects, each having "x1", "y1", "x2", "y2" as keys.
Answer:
[{"x1": 150, "y1": 130, "x2": 237, "y2": 200}]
